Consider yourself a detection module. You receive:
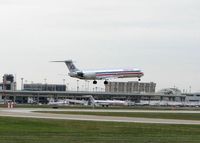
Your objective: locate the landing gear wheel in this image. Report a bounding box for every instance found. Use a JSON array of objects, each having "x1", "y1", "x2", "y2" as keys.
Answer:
[
  {"x1": 104, "y1": 80, "x2": 108, "y2": 85},
  {"x1": 138, "y1": 78, "x2": 141, "y2": 81},
  {"x1": 93, "y1": 80, "x2": 97, "y2": 84}
]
